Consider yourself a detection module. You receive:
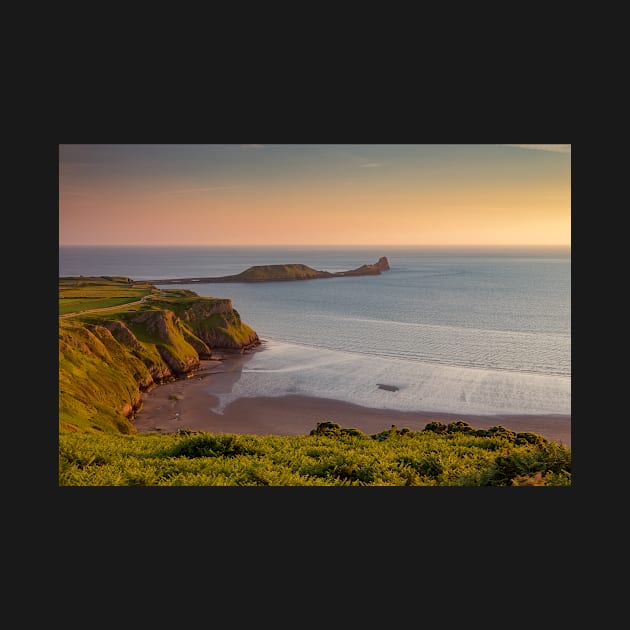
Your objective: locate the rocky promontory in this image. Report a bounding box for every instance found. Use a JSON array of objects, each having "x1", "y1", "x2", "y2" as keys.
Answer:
[
  {"x1": 151, "y1": 256, "x2": 391, "y2": 284},
  {"x1": 58, "y1": 280, "x2": 260, "y2": 434}
]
